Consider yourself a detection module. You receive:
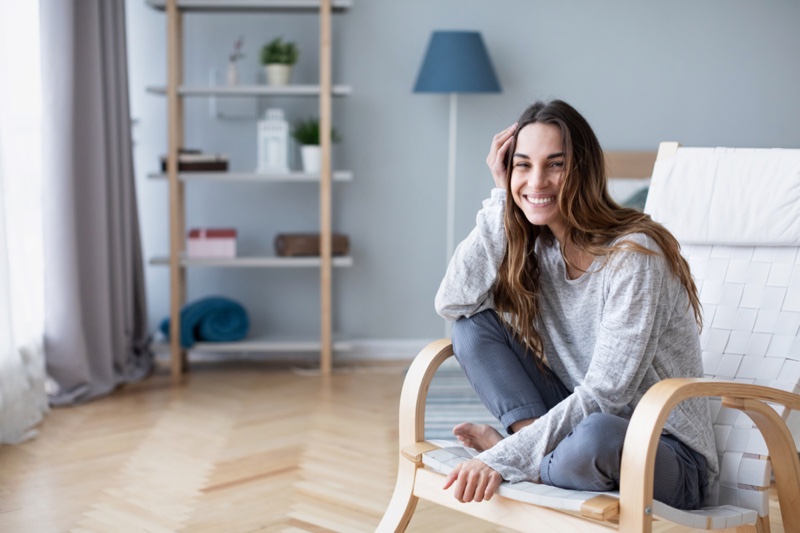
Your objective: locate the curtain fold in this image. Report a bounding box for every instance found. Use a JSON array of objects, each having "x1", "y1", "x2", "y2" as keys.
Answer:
[
  {"x1": 40, "y1": 0, "x2": 152, "y2": 405},
  {"x1": 0, "y1": 133, "x2": 49, "y2": 443},
  {"x1": 0, "y1": 0, "x2": 48, "y2": 443}
]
